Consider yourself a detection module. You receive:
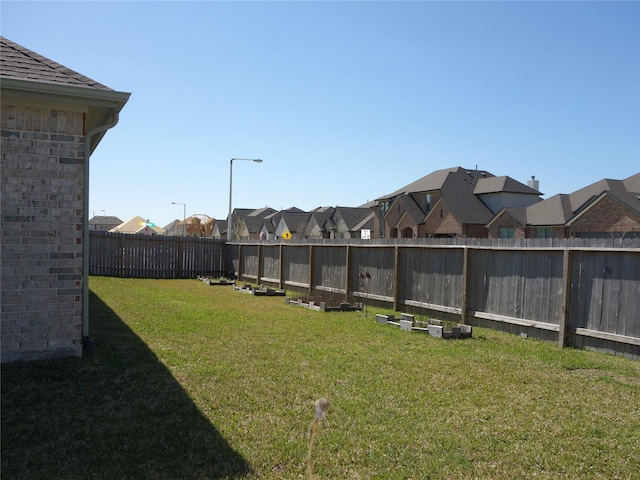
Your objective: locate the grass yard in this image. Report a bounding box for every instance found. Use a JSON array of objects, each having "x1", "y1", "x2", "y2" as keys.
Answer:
[{"x1": 2, "y1": 277, "x2": 640, "y2": 479}]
